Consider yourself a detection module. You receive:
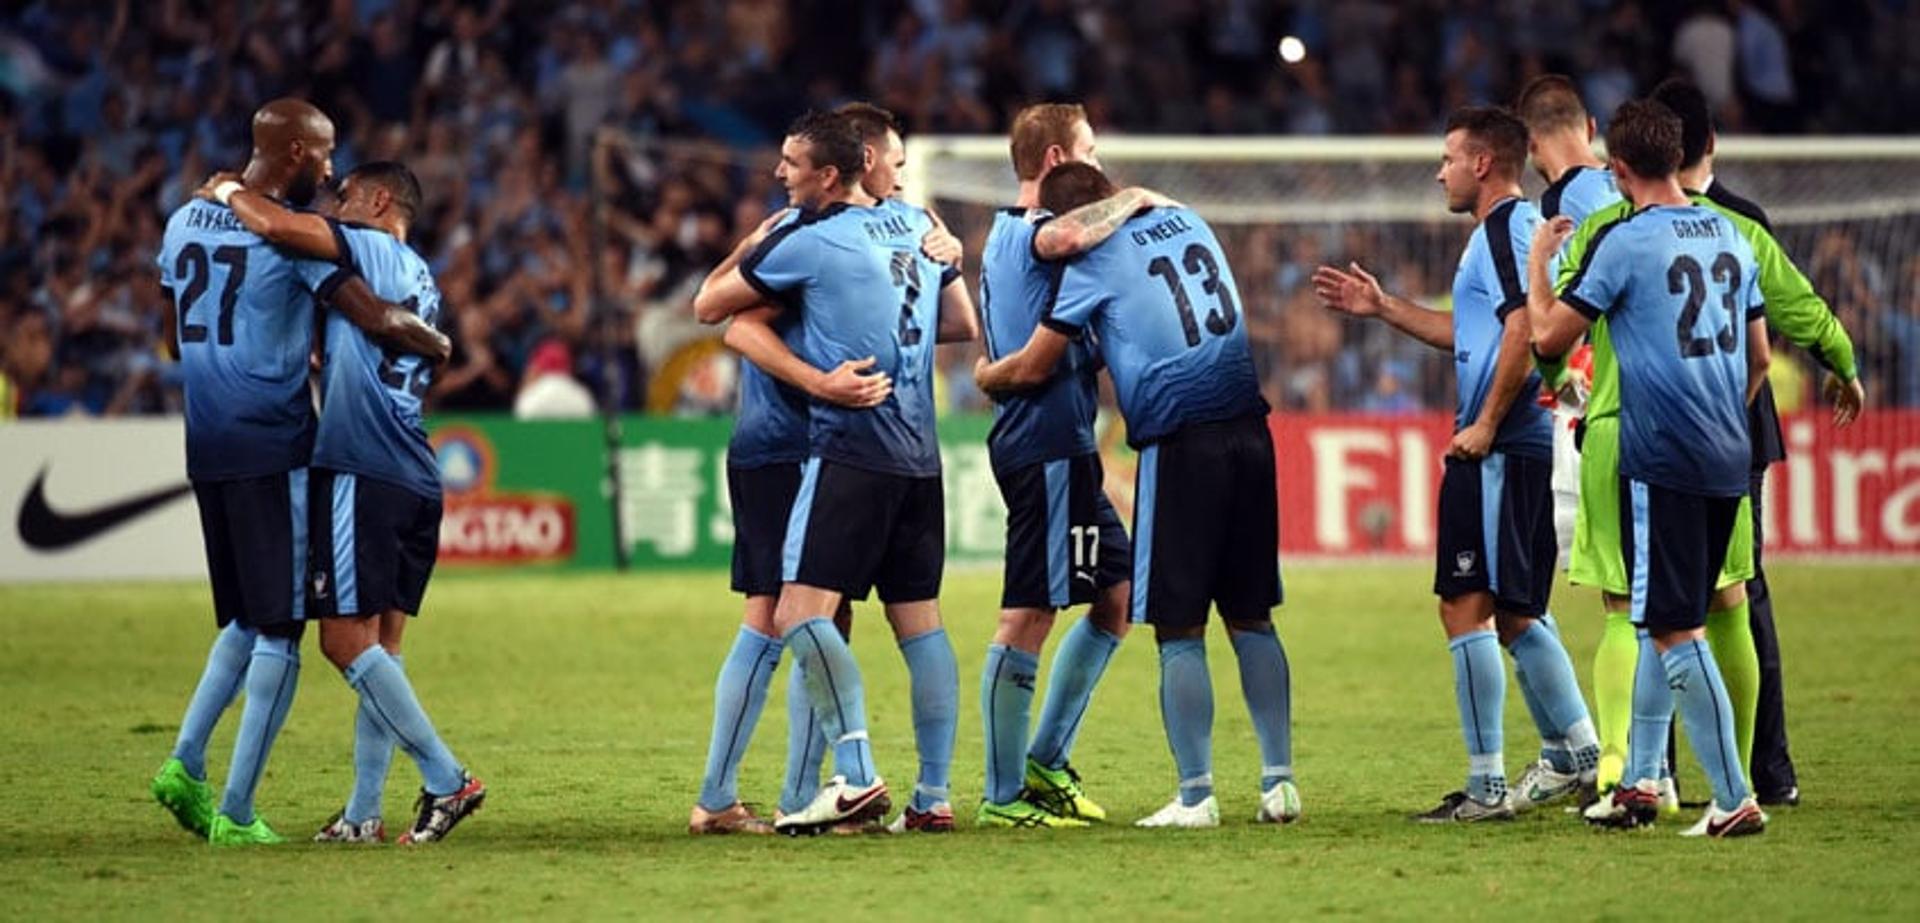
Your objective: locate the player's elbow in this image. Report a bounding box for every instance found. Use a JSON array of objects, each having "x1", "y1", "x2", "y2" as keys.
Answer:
[{"x1": 692, "y1": 289, "x2": 728, "y2": 326}]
